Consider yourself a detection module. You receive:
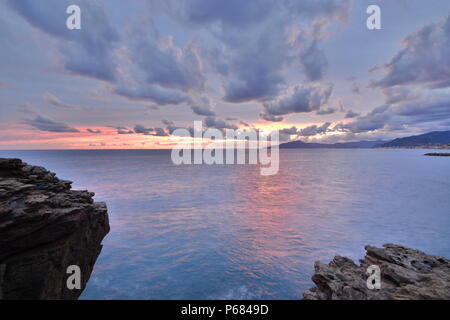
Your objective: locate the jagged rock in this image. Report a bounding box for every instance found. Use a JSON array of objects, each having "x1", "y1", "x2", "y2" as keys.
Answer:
[
  {"x1": 303, "y1": 244, "x2": 450, "y2": 300},
  {"x1": 0, "y1": 158, "x2": 109, "y2": 300}
]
